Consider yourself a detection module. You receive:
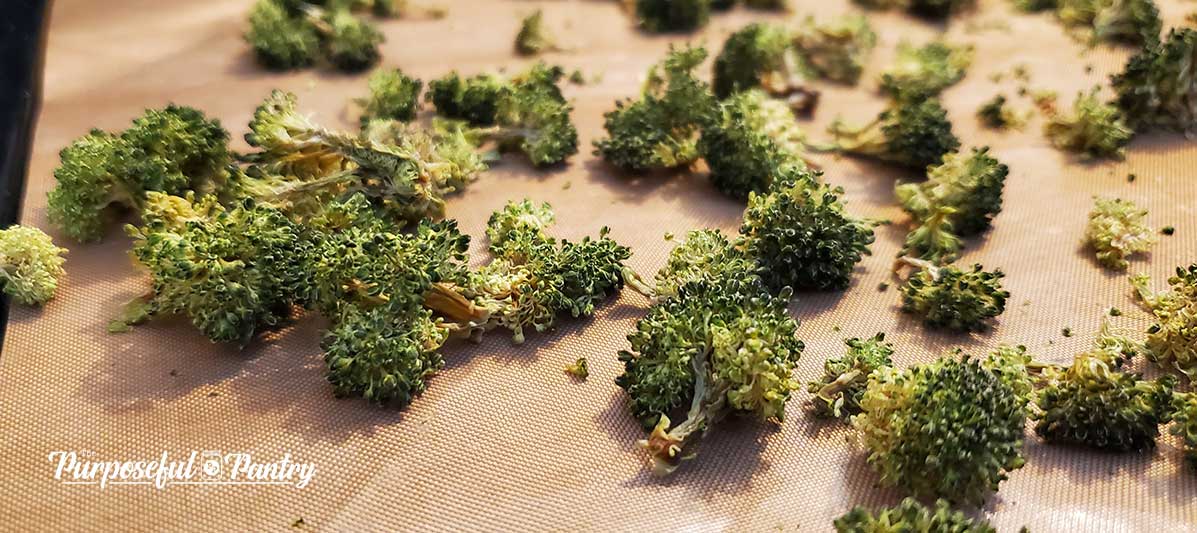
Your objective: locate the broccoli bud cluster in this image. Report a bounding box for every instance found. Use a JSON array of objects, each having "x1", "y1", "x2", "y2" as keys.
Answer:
[
  {"x1": 806, "y1": 333, "x2": 894, "y2": 420},
  {"x1": 1085, "y1": 197, "x2": 1155, "y2": 271},
  {"x1": 879, "y1": 41, "x2": 974, "y2": 98},
  {"x1": 245, "y1": 0, "x2": 386, "y2": 73},
  {"x1": 824, "y1": 96, "x2": 961, "y2": 170},
  {"x1": 0, "y1": 225, "x2": 68, "y2": 306},
  {"x1": 898, "y1": 258, "x2": 1010, "y2": 332},
  {"x1": 1132, "y1": 264, "x2": 1197, "y2": 381},
  {"x1": 896, "y1": 147, "x2": 1008, "y2": 263}
]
